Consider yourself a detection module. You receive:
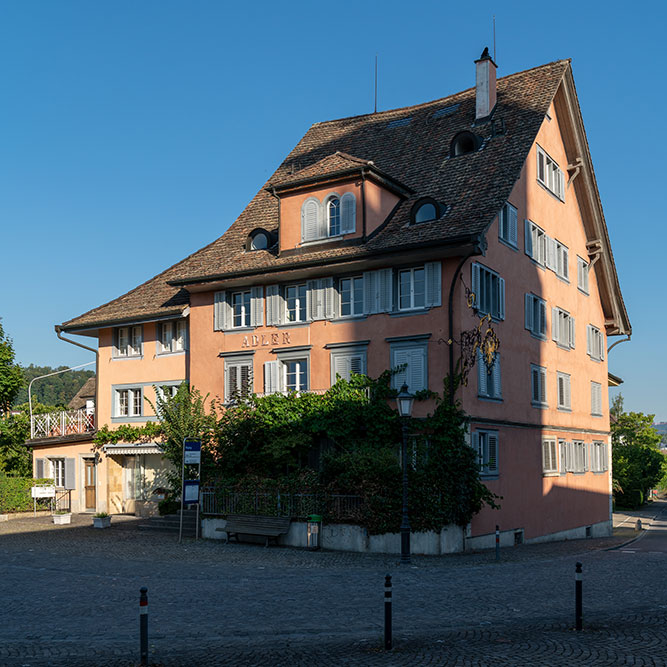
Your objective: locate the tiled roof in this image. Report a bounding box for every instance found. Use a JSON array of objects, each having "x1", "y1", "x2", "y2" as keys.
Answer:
[{"x1": 61, "y1": 59, "x2": 570, "y2": 331}]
